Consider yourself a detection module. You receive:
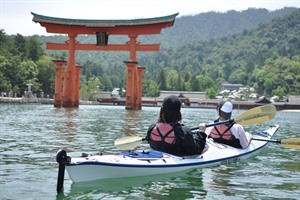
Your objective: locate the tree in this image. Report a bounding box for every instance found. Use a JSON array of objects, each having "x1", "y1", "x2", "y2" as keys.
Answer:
[
  {"x1": 80, "y1": 76, "x2": 102, "y2": 101},
  {"x1": 14, "y1": 34, "x2": 26, "y2": 59},
  {"x1": 36, "y1": 55, "x2": 56, "y2": 96},
  {"x1": 206, "y1": 87, "x2": 218, "y2": 99},
  {"x1": 26, "y1": 37, "x2": 44, "y2": 61},
  {"x1": 142, "y1": 79, "x2": 160, "y2": 97},
  {"x1": 166, "y1": 69, "x2": 179, "y2": 91},
  {"x1": 157, "y1": 67, "x2": 167, "y2": 90},
  {"x1": 0, "y1": 56, "x2": 10, "y2": 93}
]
